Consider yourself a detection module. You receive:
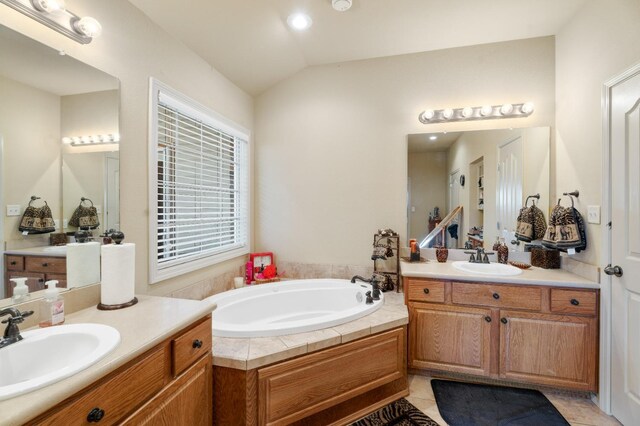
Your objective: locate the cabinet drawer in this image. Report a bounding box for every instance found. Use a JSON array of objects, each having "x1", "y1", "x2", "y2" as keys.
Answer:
[
  {"x1": 550, "y1": 289, "x2": 597, "y2": 316},
  {"x1": 406, "y1": 279, "x2": 445, "y2": 303},
  {"x1": 25, "y1": 256, "x2": 66, "y2": 274},
  {"x1": 6, "y1": 255, "x2": 24, "y2": 271},
  {"x1": 34, "y1": 346, "x2": 167, "y2": 426},
  {"x1": 172, "y1": 317, "x2": 212, "y2": 377},
  {"x1": 452, "y1": 282, "x2": 542, "y2": 311}
]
